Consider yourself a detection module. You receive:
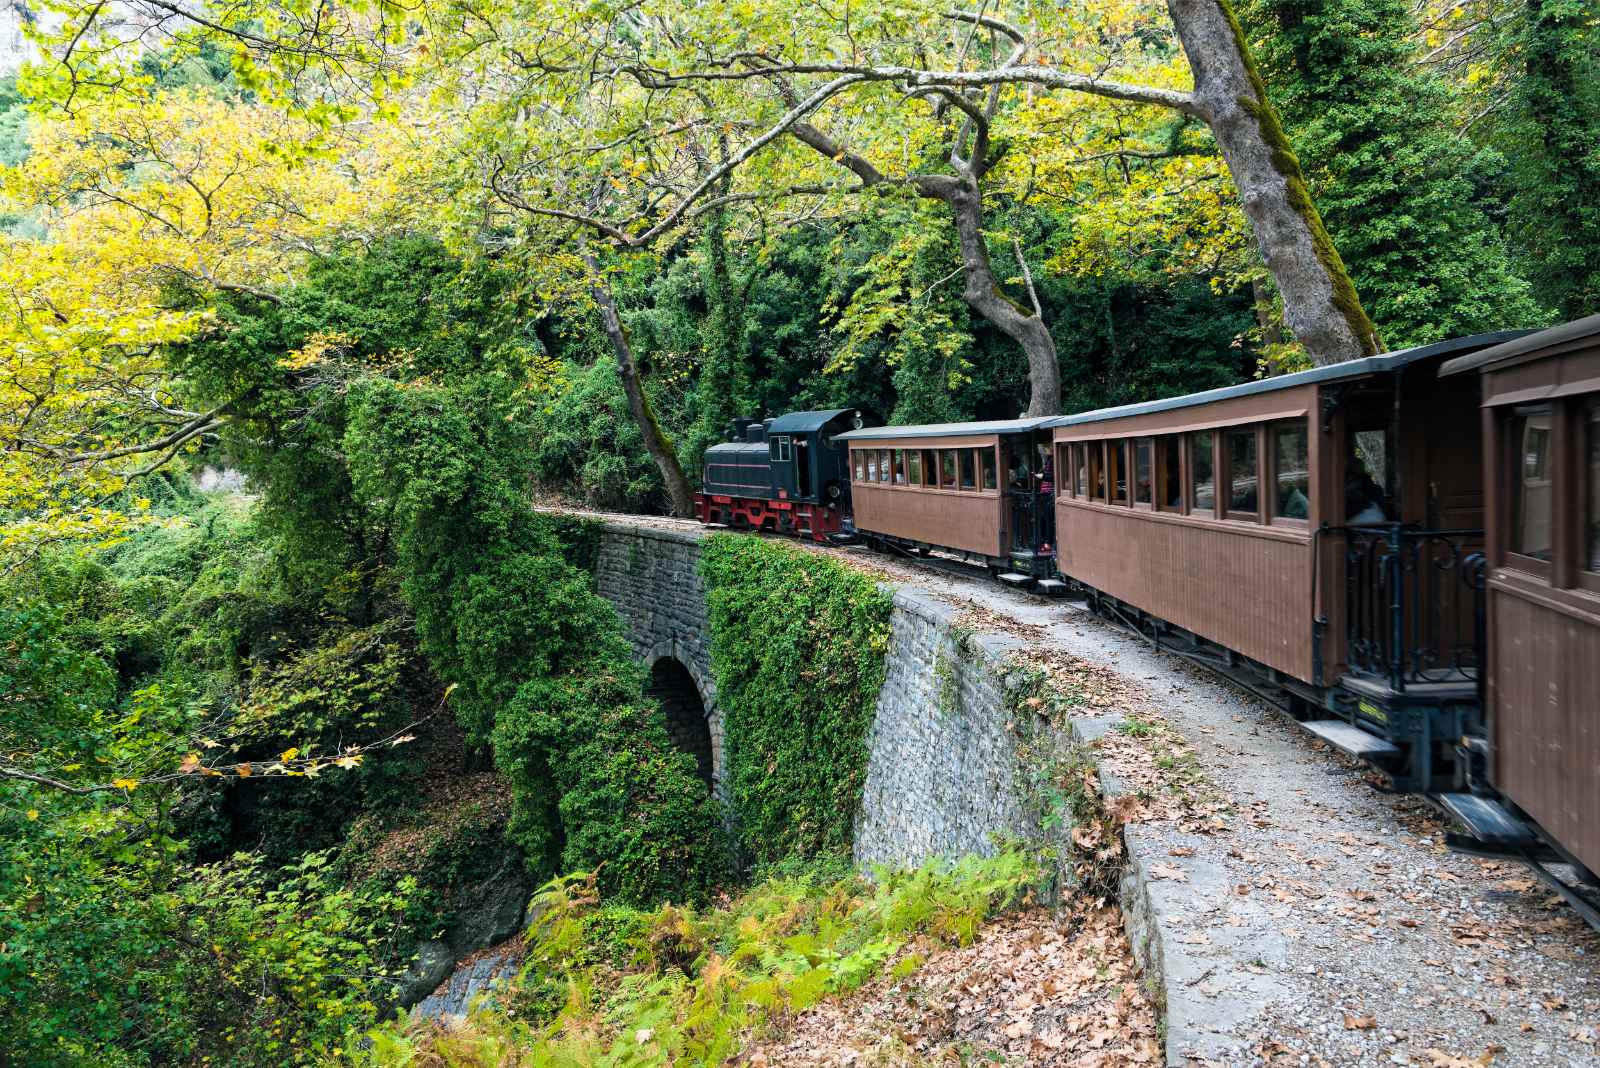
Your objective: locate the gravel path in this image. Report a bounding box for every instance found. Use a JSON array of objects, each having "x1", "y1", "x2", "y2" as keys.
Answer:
[
  {"x1": 857, "y1": 551, "x2": 1600, "y2": 1068},
  {"x1": 552, "y1": 510, "x2": 1600, "y2": 1066}
]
